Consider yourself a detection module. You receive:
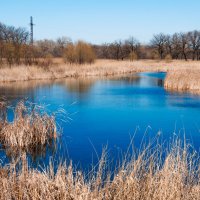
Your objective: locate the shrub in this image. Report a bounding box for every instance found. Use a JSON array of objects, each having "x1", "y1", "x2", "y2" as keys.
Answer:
[
  {"x1": 63, "y1": 41, "x2": 96, "y2": 64},
  {"x1": 63, "y1": 43, "x2": 76, "y2": 64},
  {"x1": 129, "y1": 51, "x2": 138, "y2": 61},
  {"x1": 151, "y1": 50, "x2": 160, "y2": 60},
  {"x1": 165, "y1": 54, "x2": 172, "y2": 62}
]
